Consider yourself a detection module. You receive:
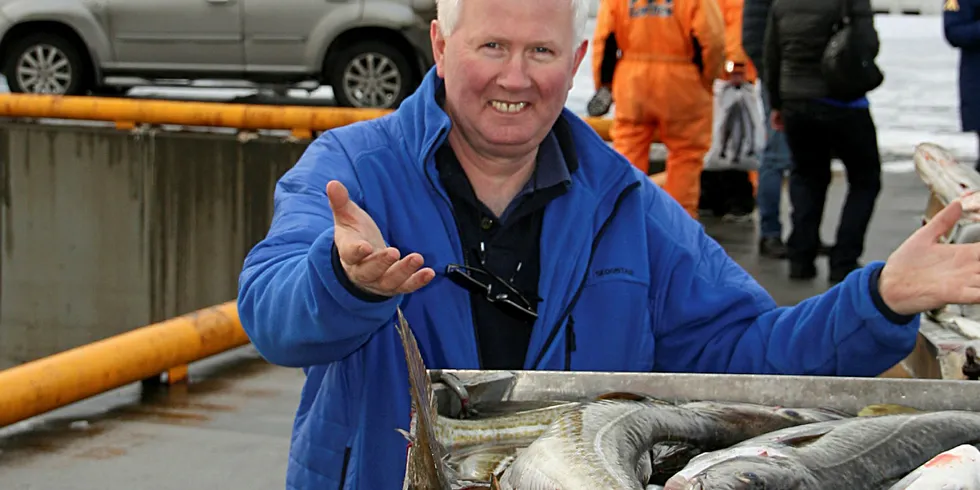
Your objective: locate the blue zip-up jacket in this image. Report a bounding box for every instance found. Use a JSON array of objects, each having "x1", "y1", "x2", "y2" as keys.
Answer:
[
  {"x1": 237, "y1": 67, "x2": 920, "y2": 490},
  {"x1": 944, "y1": 0, "x2": 980, "y2": 132}
]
